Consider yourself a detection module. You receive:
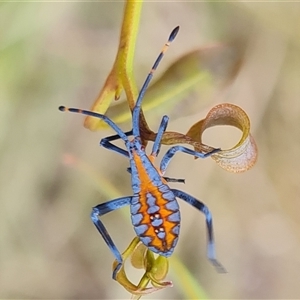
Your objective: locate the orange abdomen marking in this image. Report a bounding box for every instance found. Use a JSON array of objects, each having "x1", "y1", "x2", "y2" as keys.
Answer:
[
  {"x1": 130, "y1": 185, "x2": 181, "y2": 257},
  {"x1": 129, "y1": 150, "x2": 181, "y2": 256}
]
